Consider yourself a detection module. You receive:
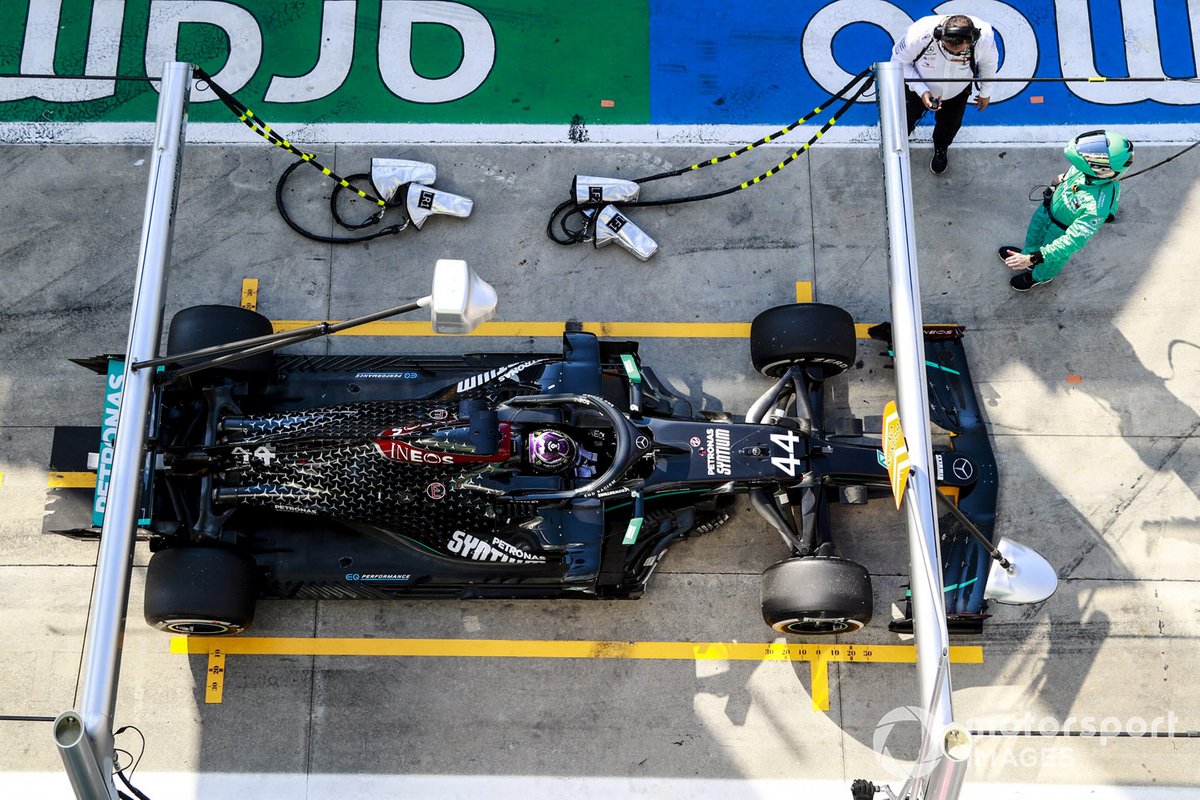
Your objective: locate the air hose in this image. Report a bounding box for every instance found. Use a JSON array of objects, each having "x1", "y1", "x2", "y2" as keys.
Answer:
[
  {"x1": 196, "y1": 67, "x2": 413, "y2": 244},
  {"x1": 274, "y1": 159, "x2": 409, "y2": 244},
  {"x1": 546, "y1": 67, "x2": 877, "y2": 246}
]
